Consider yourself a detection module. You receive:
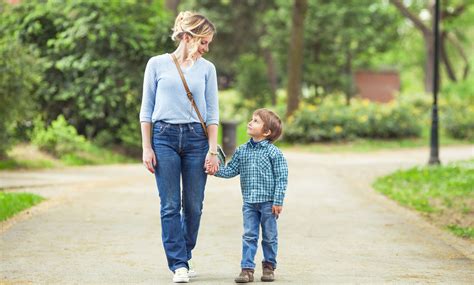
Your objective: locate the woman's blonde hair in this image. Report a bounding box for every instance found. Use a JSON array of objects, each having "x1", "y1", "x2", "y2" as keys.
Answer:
[{"x1": 171, "y1": 11, "x2": 216, "y2": 59}]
